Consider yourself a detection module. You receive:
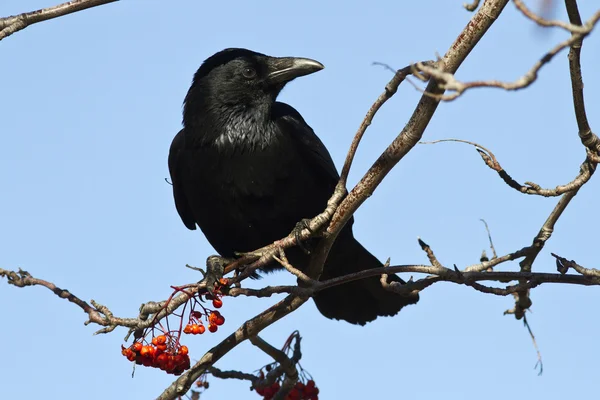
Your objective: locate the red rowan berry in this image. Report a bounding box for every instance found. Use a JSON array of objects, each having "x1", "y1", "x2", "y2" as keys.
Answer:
[{"x1": 156, "y1": 335, "x2": 167, "y2": 345}]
